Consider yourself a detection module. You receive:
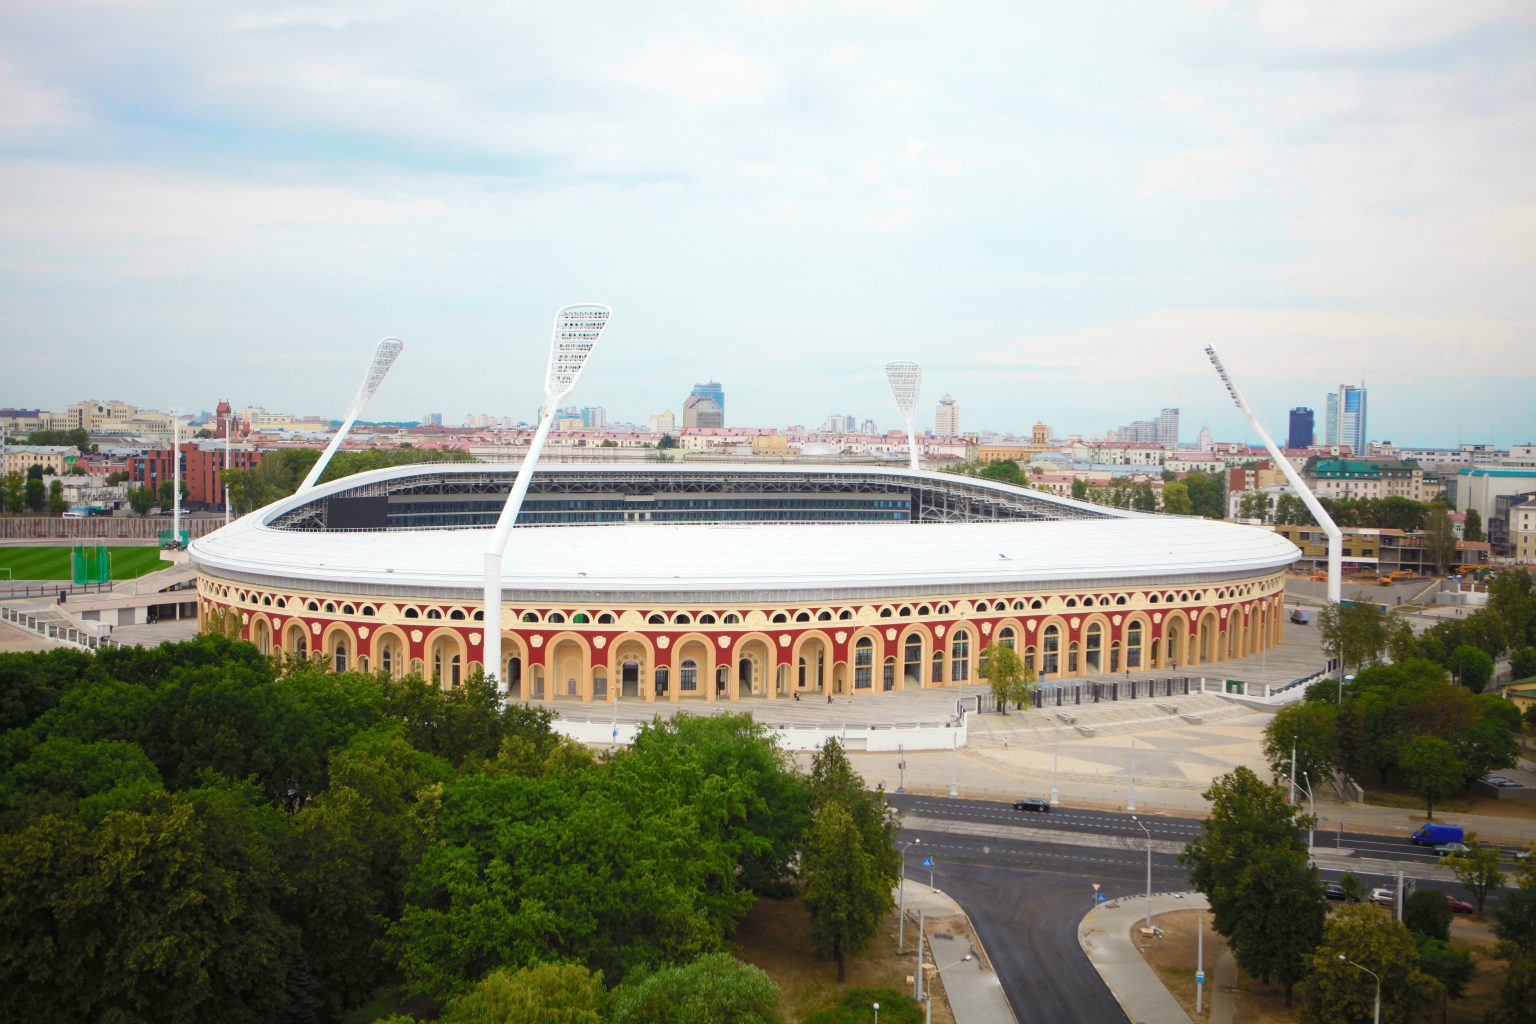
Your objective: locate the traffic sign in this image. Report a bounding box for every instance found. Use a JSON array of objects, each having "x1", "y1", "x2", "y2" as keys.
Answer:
[
  {"x1": 1092, "y1": 883, "x2": 1101, "y2": 892},
  {"x1": 921, "y1": 856, "x2": 934, "y2": 868},
  {"x1": 1095, "y1": 892, "x2": 1107, "y2": 903},
  {"x1": 1196, "y1": 971, "x2": 1205, "y2": 984}
]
